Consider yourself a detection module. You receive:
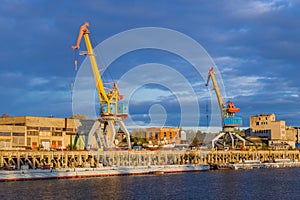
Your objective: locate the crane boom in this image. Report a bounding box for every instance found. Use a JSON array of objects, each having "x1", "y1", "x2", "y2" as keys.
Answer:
[
  {"x1": 72, "y1": 22, "x2": 89, "y2": 50},
  {"x1": 72, "y1": 22, "x2": 119, "y2": 115},
  {"x1": 206, "y1": 66, "x2": 242, "y2": 128},
  {"x1": 206, "y1": 67, "x2": 225, "y2": 116}
]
